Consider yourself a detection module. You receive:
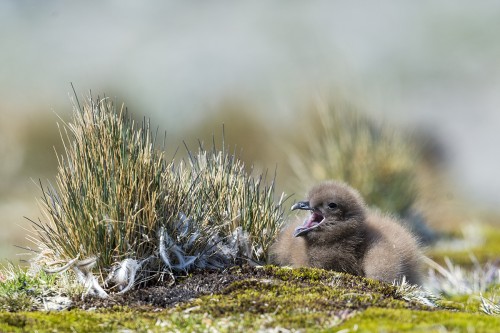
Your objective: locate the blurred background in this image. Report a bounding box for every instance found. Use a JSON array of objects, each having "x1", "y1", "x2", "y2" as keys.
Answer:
[{"x1": 1, "y1": 1, "x2": 500, "y2": 263}]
